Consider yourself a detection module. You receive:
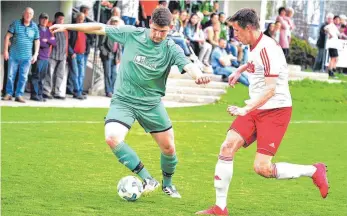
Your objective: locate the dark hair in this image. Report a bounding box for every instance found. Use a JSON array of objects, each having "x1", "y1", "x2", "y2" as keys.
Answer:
[
  {"x1": 341, "y1": 24, "x2": 346, "y2": 28},
  {"x1": 219, "y1": 12, "x2": 225, "y2": 16},
  {"x1": 152, "y1": 7, "x2": 172, "y2": 27},
  {"x1": 158, "y1": 0, "x2": 167, "y2": 5},
  {"x1": 264, "y1": 23, "x2": 274, "y2": 37},
  {"x1": 80, "y1": 5, "x2": 89, "y2": 12},
  {"x1": 278, "y1": 7, "x2": 286, "y2": 15},
  {"x1": 228, "y1": 8, "x2": 260, "y2": 29},
  {"x1": 210, "y1": 12, "x2": 218, "y2": 19},
  {"x1": 275, "y1": 21, "x2": 281, "y2": 25},
  {"x1": 54, "y1": 12, "x2": 64, "y2": 19},
  {"x1": 333, "y1": 15, "x2": 340, "y2": 20}
]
